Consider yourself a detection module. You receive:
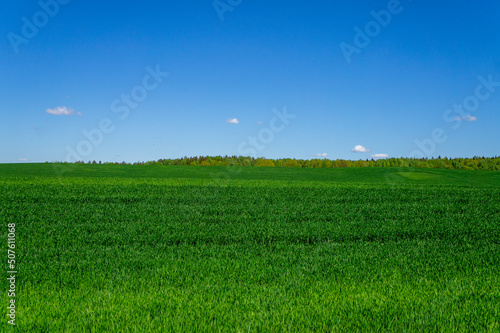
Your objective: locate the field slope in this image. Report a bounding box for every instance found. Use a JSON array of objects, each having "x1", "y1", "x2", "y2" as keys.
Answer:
[{"x1": 1, "y1": 164, "x2": 499, "y2": 332}]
